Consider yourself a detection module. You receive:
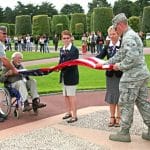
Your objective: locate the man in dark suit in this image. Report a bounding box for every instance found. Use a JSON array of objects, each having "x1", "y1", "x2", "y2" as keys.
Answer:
[{"x1": 59, "y1": 30, "x2": 79, "y2": 123}]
